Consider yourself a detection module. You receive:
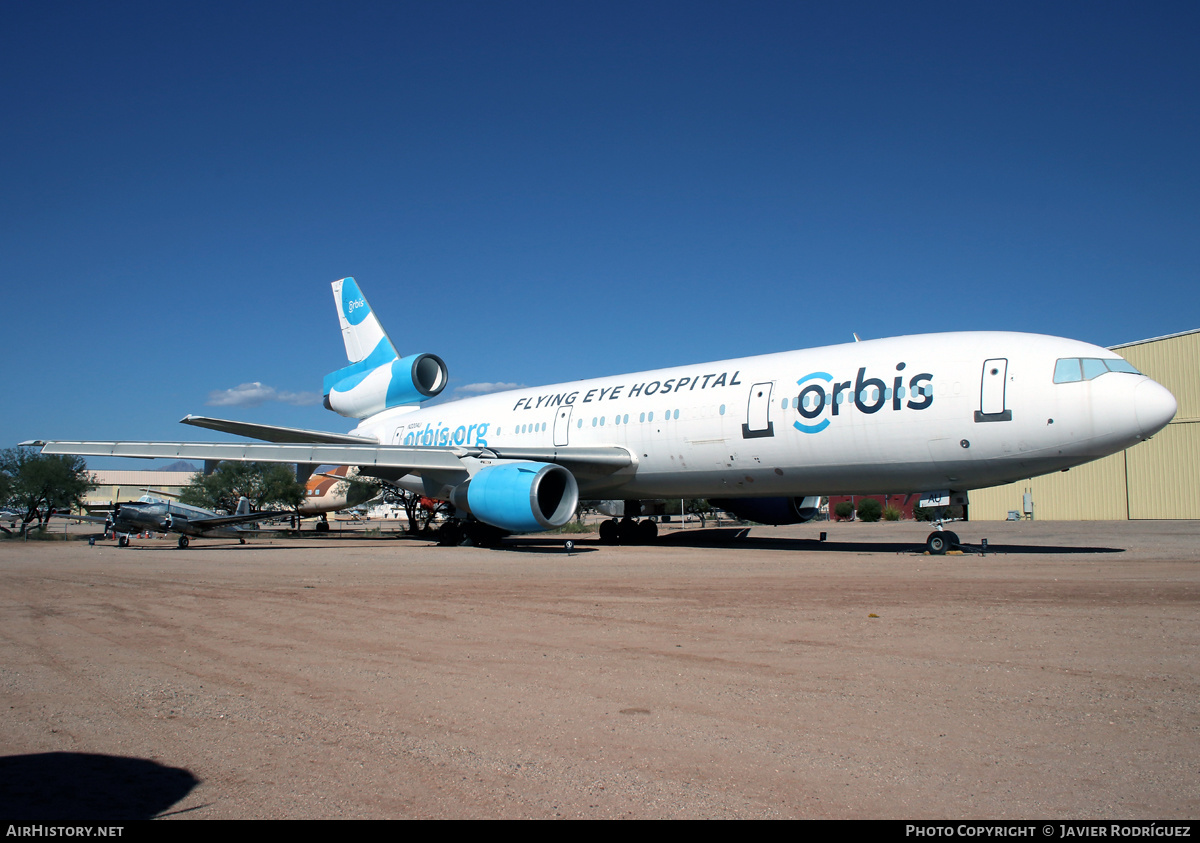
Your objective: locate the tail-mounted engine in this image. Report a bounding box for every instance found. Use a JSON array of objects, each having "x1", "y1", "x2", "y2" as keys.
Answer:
[
  {"x1": 323, "y1": 352, "x2": 448, "y2": 419},
  {"x1": 450, "y1": 462, "x2": 579, "y2": 534}
]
